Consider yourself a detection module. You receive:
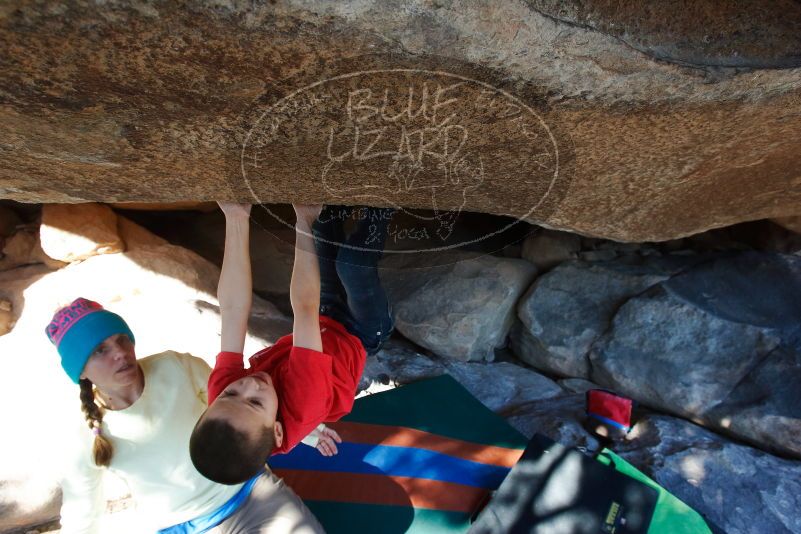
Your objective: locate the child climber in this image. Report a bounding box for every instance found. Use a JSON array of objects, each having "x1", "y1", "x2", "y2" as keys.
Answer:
[{"x1": 190, "y1": 203, "x2": 395, "y2": 485}]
